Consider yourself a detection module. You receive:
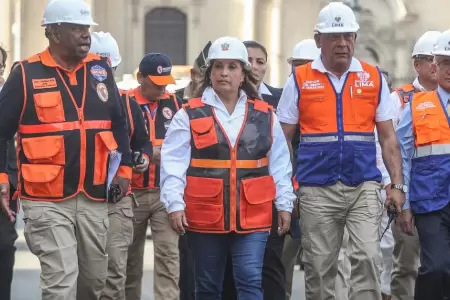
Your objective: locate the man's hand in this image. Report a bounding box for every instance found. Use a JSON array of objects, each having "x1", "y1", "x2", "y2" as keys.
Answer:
[
  {"x1": 111, "y1": 176, "x2": 130, "y2": 200},
  {"x1": 152, "y1": 146, "x2": 161, "y2": 165},
  {"x1": 0, "y1": 183, "x2": 15, "y2": 223},
  {"x1": 399, "y1": 208, "x2": 415, "y2": 235},
  {"x1": 386, "y1": 188, "x2": 406, "y2": 214},
  {"x1": 278, "y1": 211, "x2": 291, "y2": 236},
  {"x1": 133, "y1": 155, "x2": 149, "y2": 173},
  {"x1": 169, "y1": 210, "x2": 188, "y2": 235}
]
